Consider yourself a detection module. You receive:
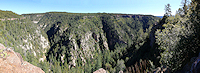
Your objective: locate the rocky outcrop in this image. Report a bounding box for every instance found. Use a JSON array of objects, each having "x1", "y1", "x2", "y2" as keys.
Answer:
[
  {"x1": 93, "y1": 68, "x2": 107, "y2": 73},
  {"x1": 20, "y1": 27, "x2": 49, "y2": 61},
  {"x1": 153, "y1": 53, "x2": 200, "y2": 73},
  {"x1": 68, "y1": 31, "x2": 109, "y2": 67},
  {"x1": 176, "y1": 53, "x2": 200, "y2": 73},
  {"x1": 153, "y1": 66, "x2": 171, "y2": 73},
  {"x1": 0, "y1": 43, "x2": 45, "y2": 73},
  {"x1": 190, "y1": 53, "x2": 200, "y2": 73}
]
